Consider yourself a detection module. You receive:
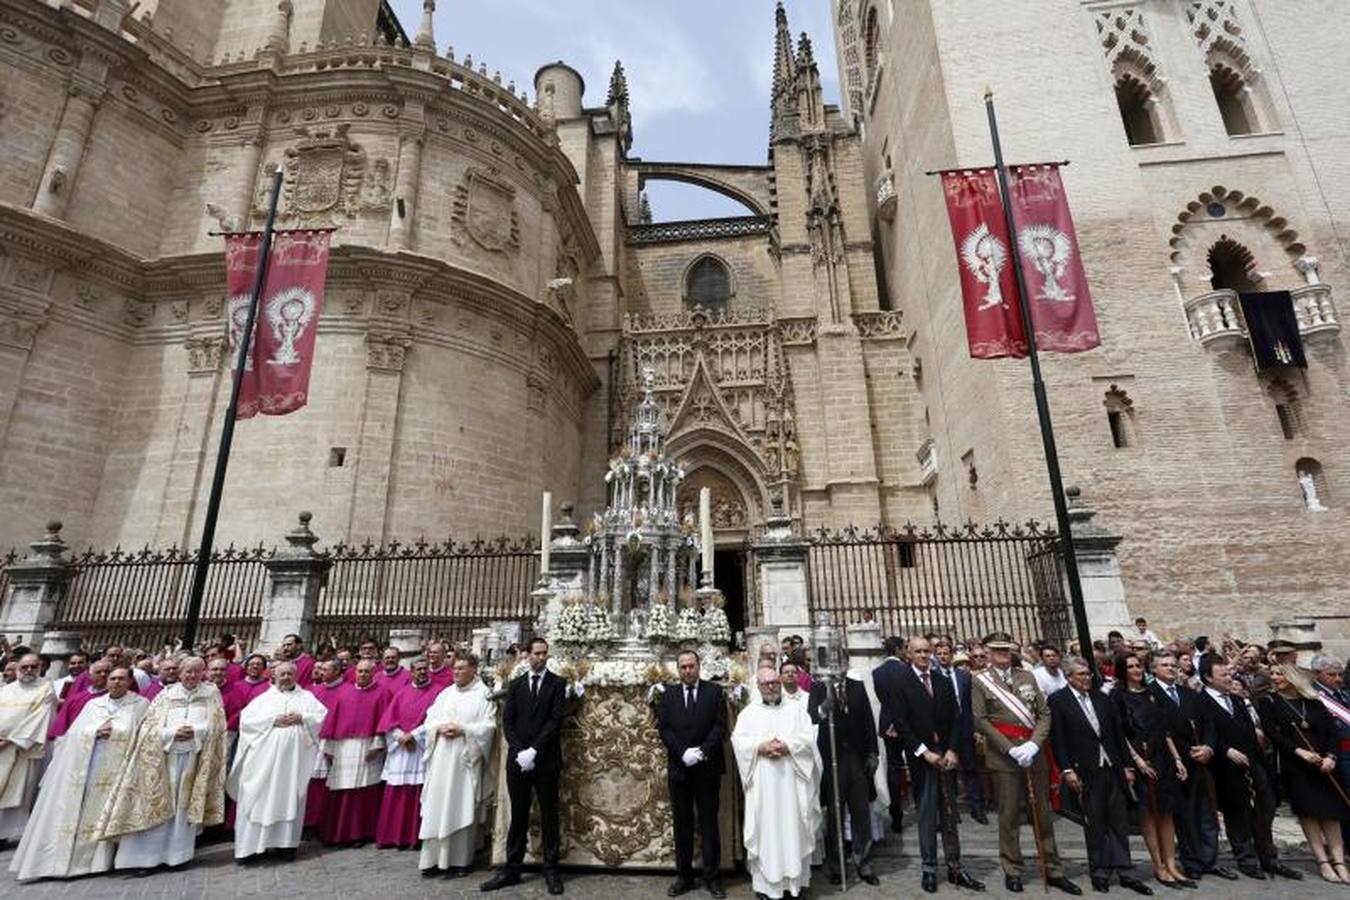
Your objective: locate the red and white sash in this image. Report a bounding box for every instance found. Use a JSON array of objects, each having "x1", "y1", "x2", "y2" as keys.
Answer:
[
  {"x1": 976, "y1": 669, "x2": 1036, "y2": 730},
  {"x1": 1317, "y1": 686, "x2": 1350, "y2": 729}
]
